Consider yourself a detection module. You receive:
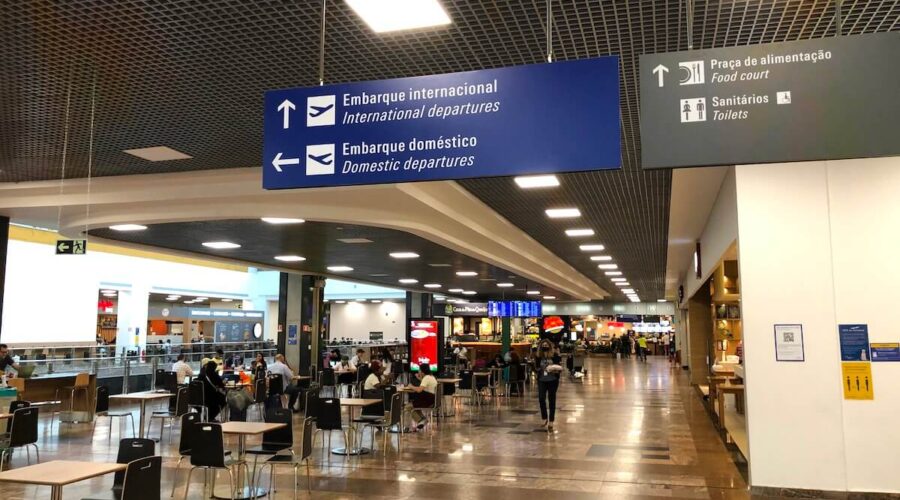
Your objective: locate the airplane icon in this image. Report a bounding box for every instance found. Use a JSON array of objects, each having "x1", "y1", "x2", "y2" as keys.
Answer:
[
  {"x1": 306, "y1": 95, "x2": 336, "y2": 126},
  {"x1": 305, "y1": 144, "x2": 335, "y2": 175},
  {"x1": 308, "y1": 104, "x2": 334, "y2": 117},
  {"x1": 307, "y1": 152, "x2": 333, "y2": 165}
]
